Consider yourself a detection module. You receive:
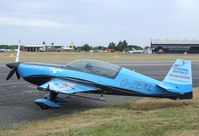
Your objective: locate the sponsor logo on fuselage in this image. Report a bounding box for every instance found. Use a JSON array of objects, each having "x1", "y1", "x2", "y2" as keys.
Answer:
[{"x1": 49, "y1": 67, "x2": 64, "y2": 74}]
